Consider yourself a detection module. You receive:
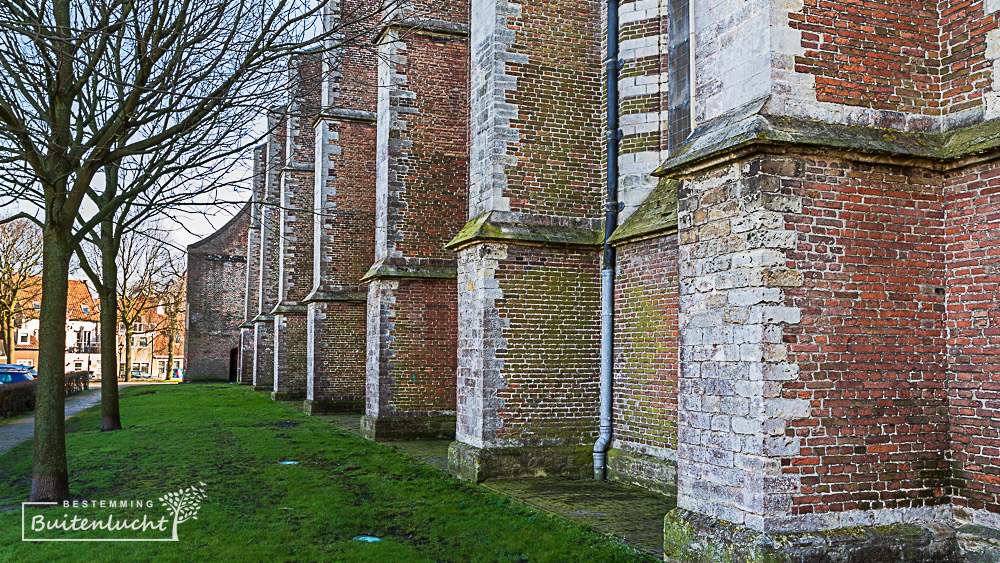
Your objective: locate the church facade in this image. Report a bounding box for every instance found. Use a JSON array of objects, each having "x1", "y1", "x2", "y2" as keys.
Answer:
[{"x1": 186, "y1": 1, "x2": 1000, "y2": 559}]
